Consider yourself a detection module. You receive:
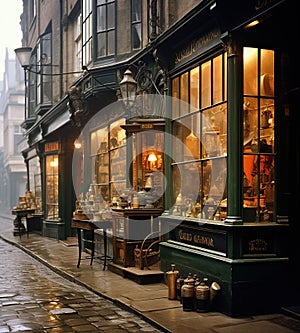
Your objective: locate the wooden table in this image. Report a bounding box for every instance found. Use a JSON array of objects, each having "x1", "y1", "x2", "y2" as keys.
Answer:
[
  {"x1": 72, "y1": 217, "x2": 112, "y2": 270},
  {"x1": 11, "y1": 208, "x2": 36, "y2": 239}
]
